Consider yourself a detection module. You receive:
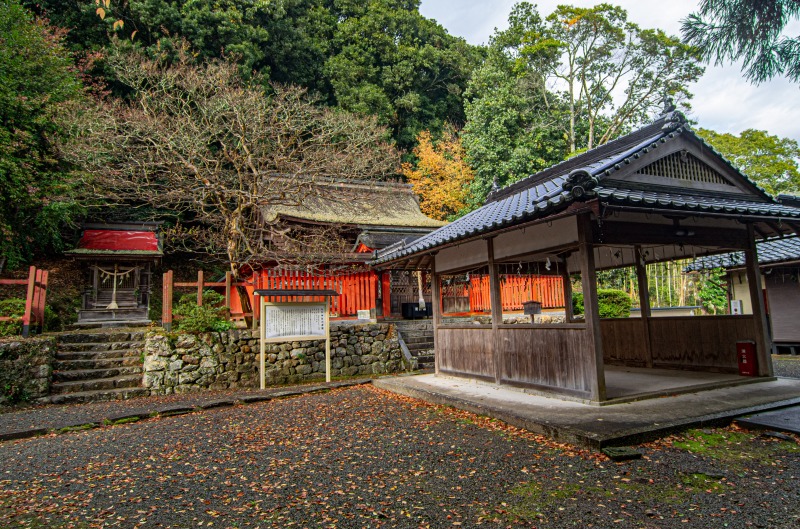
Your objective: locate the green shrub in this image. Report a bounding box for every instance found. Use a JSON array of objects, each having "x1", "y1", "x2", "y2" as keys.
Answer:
[
  {"x1": 572, "y1": 289, "x2": 632, "y2": 318},
  {"x1": 173, "y1": 290, "x2": 232, "y2": 333},
  {"x1": 0, "y1": 298, "x2": 25, "y2": 337}
]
